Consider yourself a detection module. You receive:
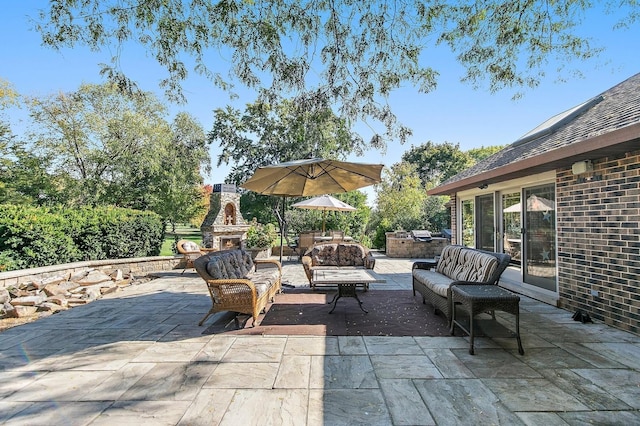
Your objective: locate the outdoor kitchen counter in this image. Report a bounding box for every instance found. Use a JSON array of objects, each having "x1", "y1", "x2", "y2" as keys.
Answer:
[{"x1": 385, "y1": 234, "x2": 448, "y2": 258}]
